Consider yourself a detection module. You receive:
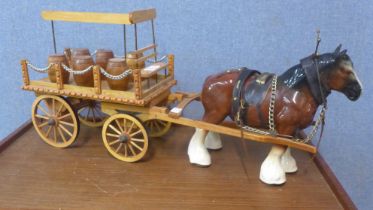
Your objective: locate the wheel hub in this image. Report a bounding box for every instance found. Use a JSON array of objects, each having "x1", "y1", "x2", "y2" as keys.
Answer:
[
  {"x1": 119, "y1": 134, "x2": 130, "y2": 143},
  {"x1": 48, "y1": 118, "x2": 56, "y2": 126}
]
